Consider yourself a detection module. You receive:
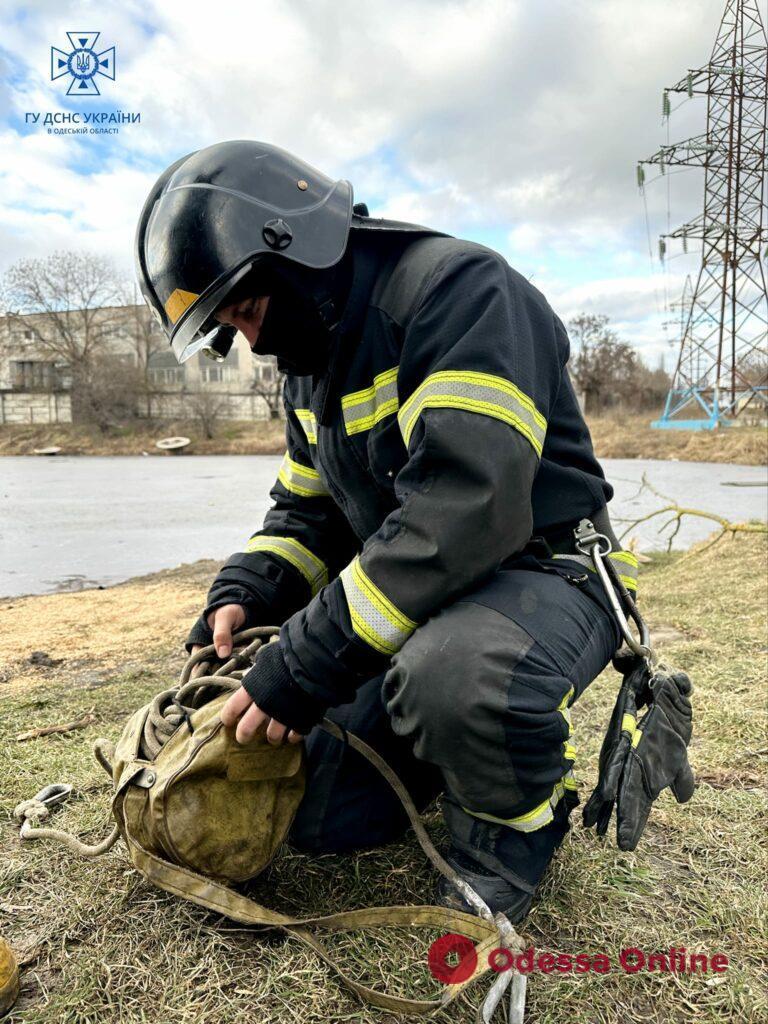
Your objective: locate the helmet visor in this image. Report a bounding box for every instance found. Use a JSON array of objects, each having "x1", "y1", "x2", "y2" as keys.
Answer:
[{"x1": 169, "y1": 264, "x2": 255, "y2": 363}]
